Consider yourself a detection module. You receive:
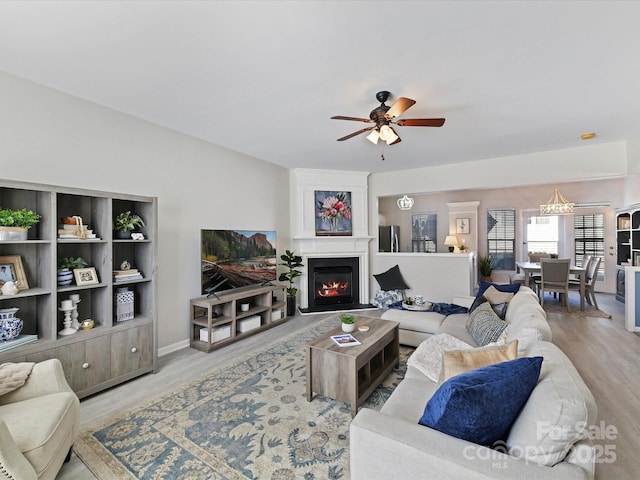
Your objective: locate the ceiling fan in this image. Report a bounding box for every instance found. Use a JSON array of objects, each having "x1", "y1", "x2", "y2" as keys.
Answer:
[{"x1": 331, "y1": 90, "x2": 445, "y2": 145}]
